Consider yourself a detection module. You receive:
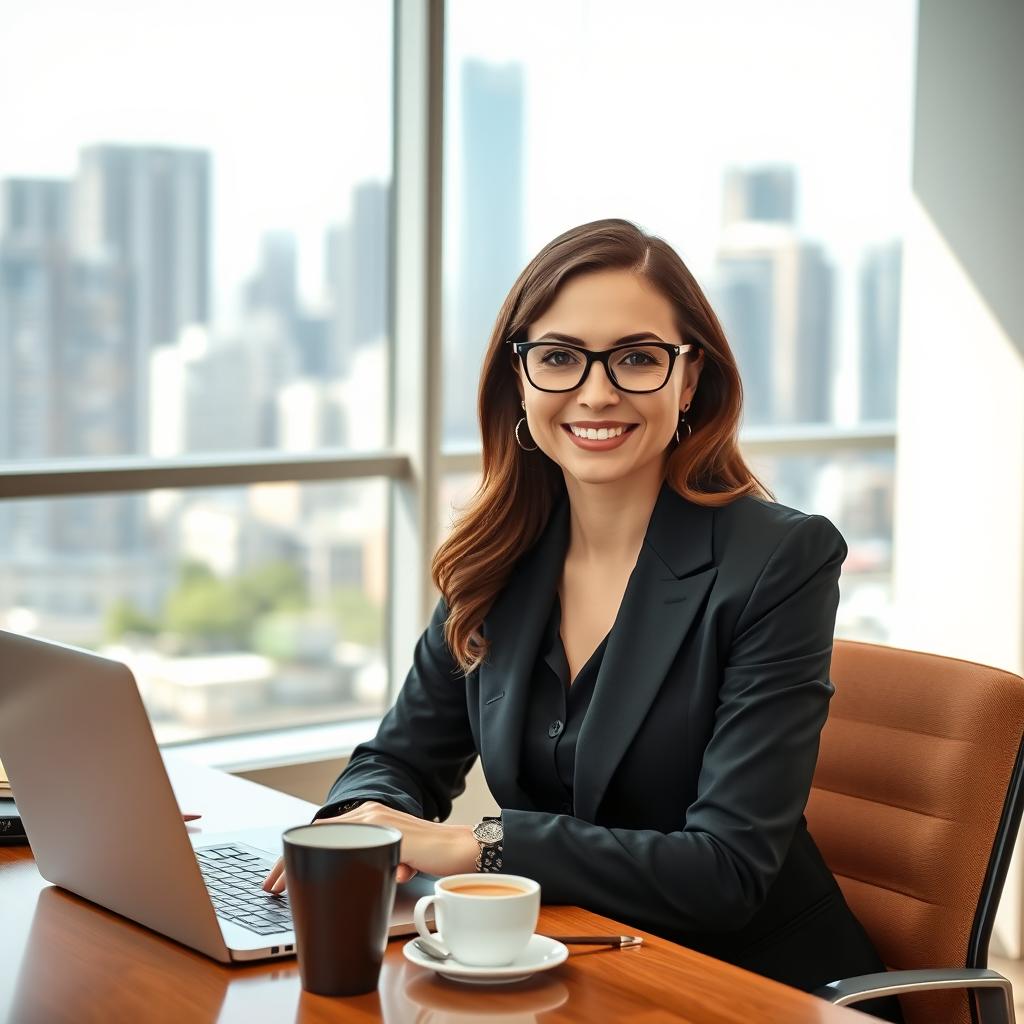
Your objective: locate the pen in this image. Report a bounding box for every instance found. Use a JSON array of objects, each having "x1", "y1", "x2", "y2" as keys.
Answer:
[{"x1": 543, "y1": 934, "x2": 644, "y2": 947}]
